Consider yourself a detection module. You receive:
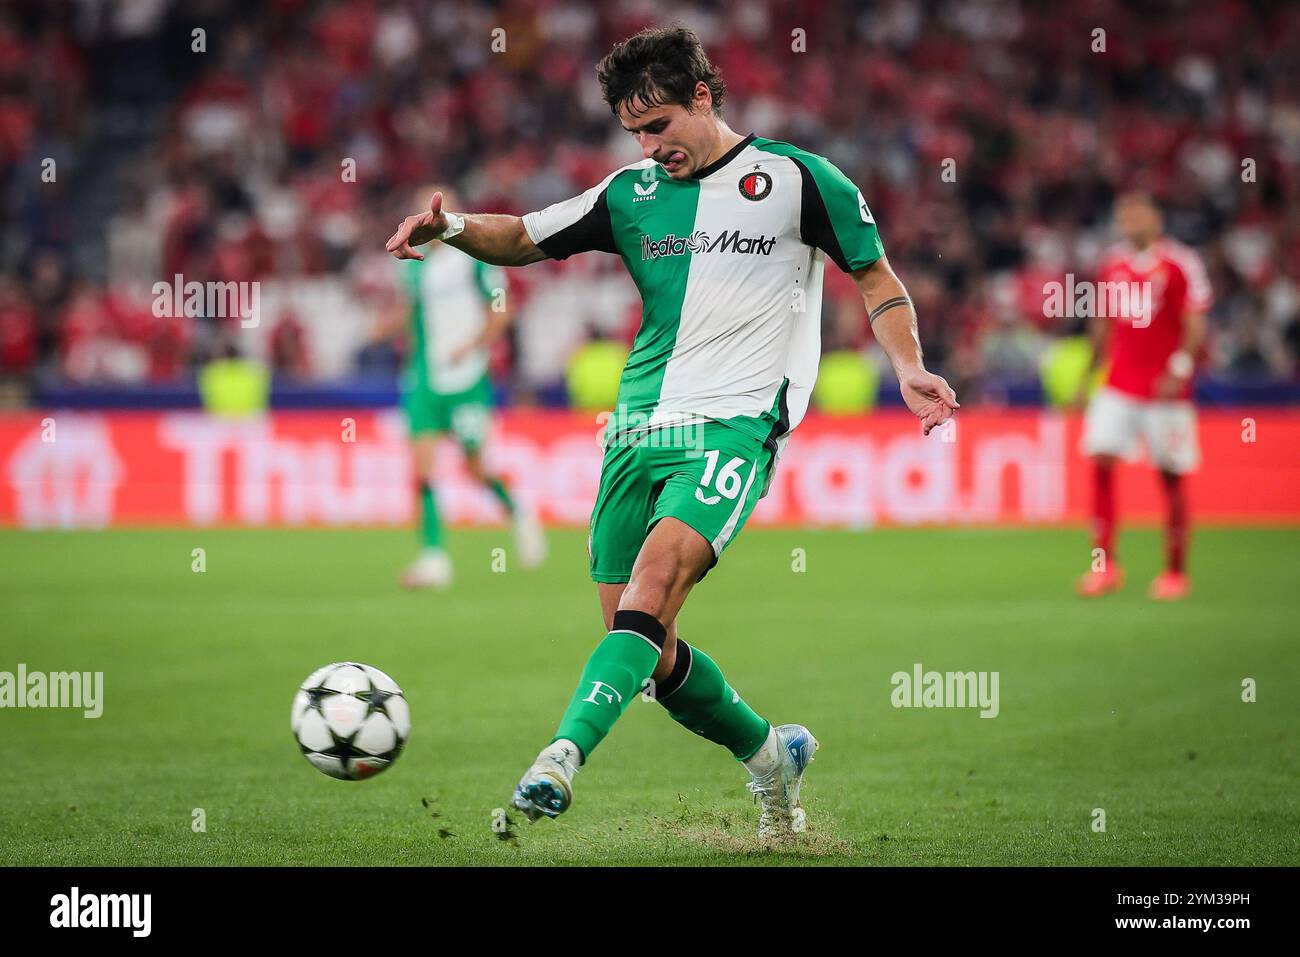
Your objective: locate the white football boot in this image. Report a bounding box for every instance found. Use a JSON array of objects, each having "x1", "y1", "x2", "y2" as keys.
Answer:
[
  {"x1": 399, "y1": 549, "x2": 453, "y2": 590},
  {"x1": 513, "y1": 505, "x2": 547, "y2": 569},
  {"x1": 747, "y1": 724, "x2": 819, "y2": 838},
  {"x1": 511, "y1": 740, "x2": 580, "y2": 821}
]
